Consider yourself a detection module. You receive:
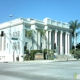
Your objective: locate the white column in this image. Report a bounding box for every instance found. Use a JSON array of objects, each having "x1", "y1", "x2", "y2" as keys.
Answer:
[
  {"x1": 46, "y1": 31, "x2": 48, "y2": 49},
  {"x1": 67, "y1": 33, "x2": 70, "y2": 55},
  {"x1": 37, "y1": 31, "x2": 40, "y2": 50},
  {"x1": 49, "y1": 31, "x2": 51, "y2": 50},
  {"x1": 54, "y1": 30, "x2": 58, "y2": 55},
  {"x1": 65, "y1": 32, "x2": 67, "y2": 55},
  {"x1": 54, "y1": 30, "x2": 58, "y2": 46},
  {"x1": 60, "y1": 31, "x2": 63, "y2": 55}
]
